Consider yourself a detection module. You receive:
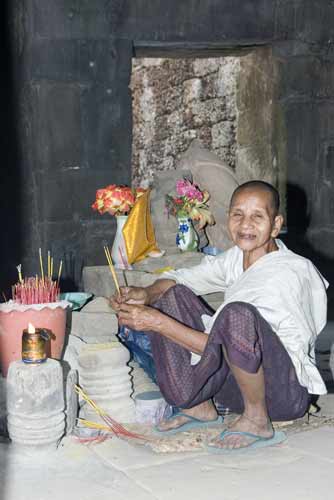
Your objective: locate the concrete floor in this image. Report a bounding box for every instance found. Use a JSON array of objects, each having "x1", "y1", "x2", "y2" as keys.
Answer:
[
  {"x1": 0, "y1": 409, "x2": 334, "y2": 500},
  {"x1": 0, "y1": 320, "x2": 333, "y2": 500},
  {"x1": 1, "y1": 259, "x2": 333, "y2": 500}
]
